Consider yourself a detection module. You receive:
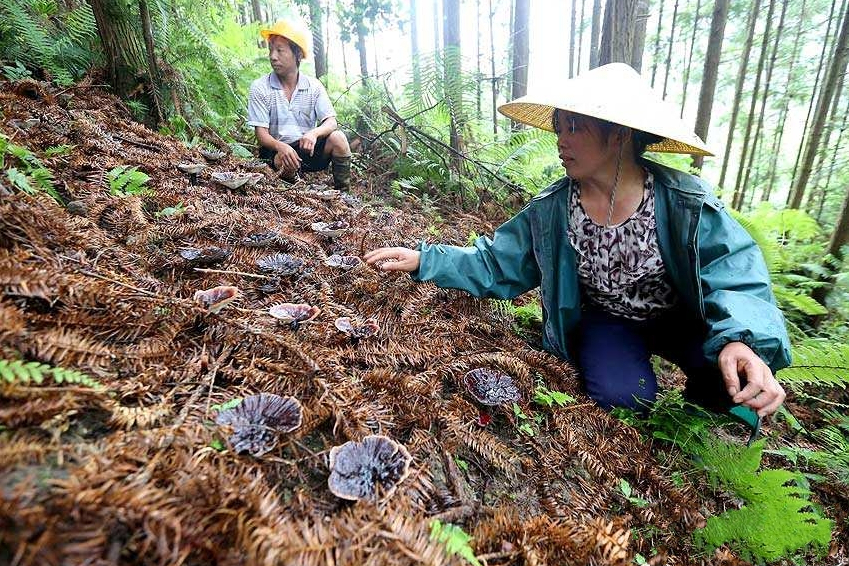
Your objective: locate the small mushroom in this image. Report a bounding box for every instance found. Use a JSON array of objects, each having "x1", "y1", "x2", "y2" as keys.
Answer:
[
  {"x1": 316, "y1": 189, "x2": 341, "y2": 201},
  {"x1": 256, "y1": 253, "x2": 304, "y2": 276},
  {"x1": 334, "y1": 317, "x2": 379, "y2": 340},
  {"x1": 341, "y1": 193, "x2": 362, "y2": 208},
  {"x1": 179, "y1": 246, "x2": 230, "y2": 266},
  {"x1": 310, "y1": 221, "x2": 349, "y2": 239},
  {"x1": 324, "y1": 254, "x2": 360, "y2": 270},
  {"x1": 211, "y1": 172, "x2": 253, "y2": 190},
  {"x1": 241, "y1": 231, "x2": 278, "y2": 248},
  {"x1": 177, "y1": 162, "x2": 207, "y2": 185},
  {"x1": 215, "y1": 393, "x2": 303, "y2": 457},
  {"x1": 327, "y1": 435, "x2": 412, "y2": 501},
  {"x1": 245, "y1": 173, "x2": 264, "y2": 187},
  {"x1": 243, "y1": 160, "x2": 268, "y2": 170},
  {"x1": 193, "y1": 285, "x2": 239, "y2": 314},
  {"x1": 200, "y1": 148, "x2": 225, "y2": 161},
  {"x1": 268, "y1": 303, "x2": 320, "y2": 329},
  {"x1": 463, "y1": 368, "x2": 521, "y2": 426}
]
